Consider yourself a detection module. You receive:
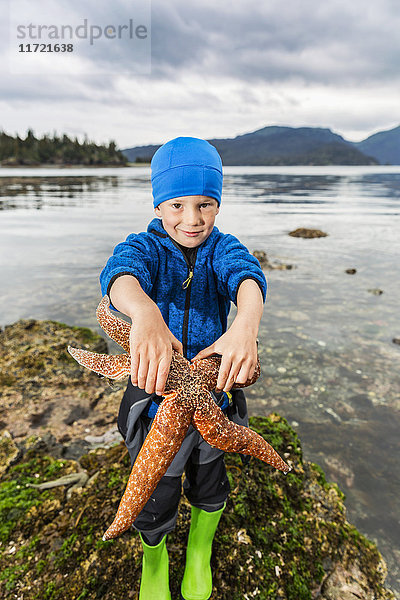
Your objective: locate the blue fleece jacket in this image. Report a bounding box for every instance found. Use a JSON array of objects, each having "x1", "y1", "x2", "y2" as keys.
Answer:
[{"x1": 99, "y1": 218, "x2": 267, "y2": 361}]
